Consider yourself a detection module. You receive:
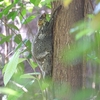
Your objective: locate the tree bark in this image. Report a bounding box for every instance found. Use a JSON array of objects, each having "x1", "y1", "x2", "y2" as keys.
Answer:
[{"x1": 52, "y1": 0, "x2": 84, "y2": 93}]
